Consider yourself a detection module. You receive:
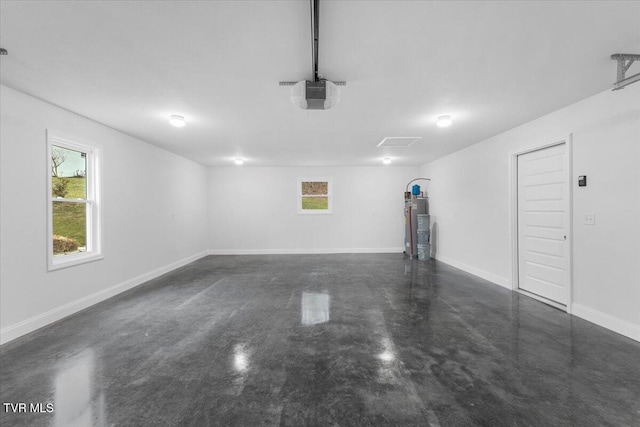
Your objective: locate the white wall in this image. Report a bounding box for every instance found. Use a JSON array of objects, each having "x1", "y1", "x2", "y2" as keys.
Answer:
[
  {"x1": 0, "y1": 85, "x2": 210, "y2": 344},
  {"x1": 4, "y1": 81, "x2": 637, "y2": 346},
  {"x1": 208, "y1": 166, "x2": 419, "y2": 253},
  {"x1": 420, "y1": 84, "x2": 640, "y2": 341}
]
